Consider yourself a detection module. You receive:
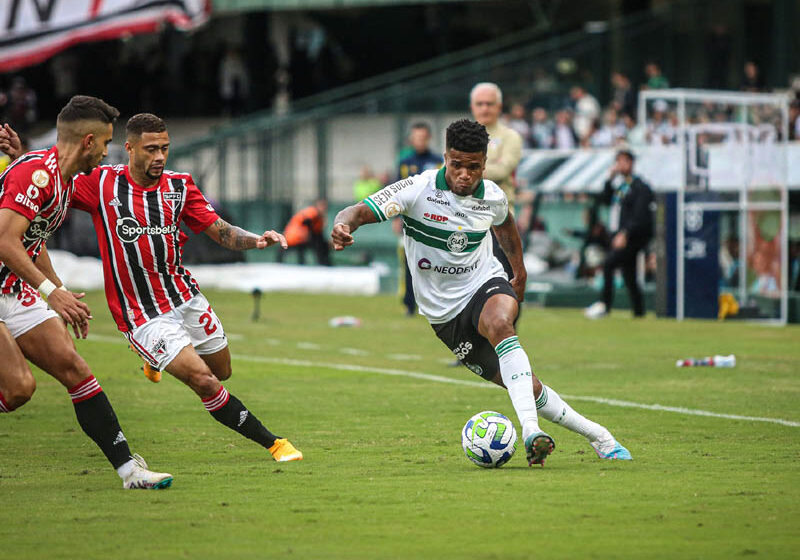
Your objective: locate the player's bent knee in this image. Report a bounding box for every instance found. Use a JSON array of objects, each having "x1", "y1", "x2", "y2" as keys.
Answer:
[
  {"x1": 5, "y1": 371, "x2": 36, "y2": 410},
  {"x1": 189, "y1": 370, "x2": 220, "y2": 398},
  {"x1": 485, "y1": 314, "x2": 516, "y2": 342}
]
